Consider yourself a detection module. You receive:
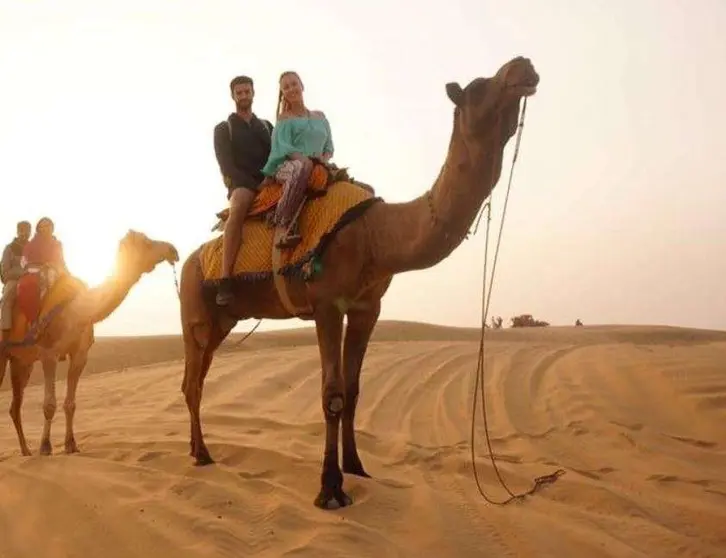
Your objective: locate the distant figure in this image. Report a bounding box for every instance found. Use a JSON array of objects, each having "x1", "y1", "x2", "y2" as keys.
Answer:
[
  {"x1": 0, "y1": 220, "x2": 32, "y2": 332},
  {"x1": 21, "y1": 217, "x2": 68, "y2": 305},
  {"x1": 575, "y1": 319, "x2": 583, "y2": 327},
  {"x1": 23, "y1": 217, "x2": 67, "y2": 273},
  {"x1": 213, "y1": 75, "x2": 274, "y2": 307}
]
